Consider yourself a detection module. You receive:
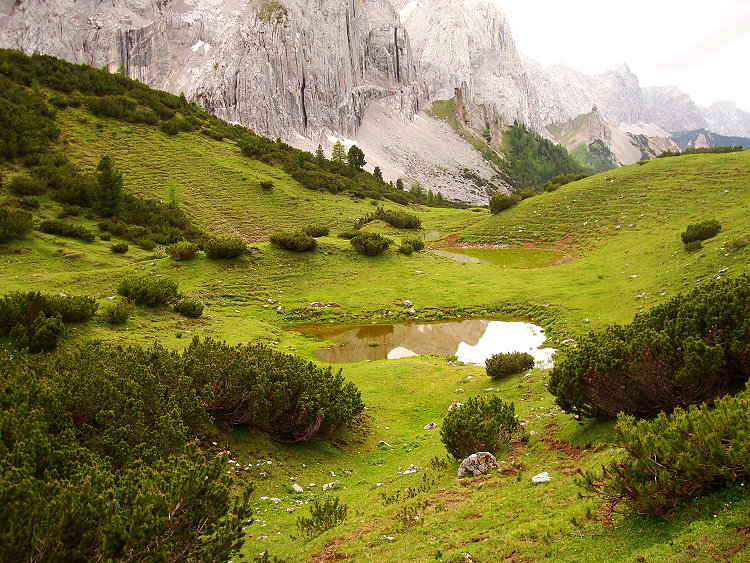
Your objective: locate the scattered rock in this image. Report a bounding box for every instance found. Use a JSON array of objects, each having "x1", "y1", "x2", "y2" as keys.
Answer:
[
  {"x1": 423, "y1": 422, "x2": 438, "y2": 430},
  {"x1": 286, "y1": 508, "x2": 296, "y2": 513},
  {"x1": 448, "y1": 402, "x2": 464, "y2": 413},
  {"x1": 408, "y1": 308, "x2": 416, "y2": 315},
  {"x1": 455, "y1": 388, "x2": 465, "y2": 393},
  {"x1": 292, "y1": 483, "x2": 304, "y2": 493},
  {"x1": 309, "y1": 301, "x2": 325, "y2": 308},
  {"x1": 322, "y1": 481, "x2": 339, "y2": 491},
  {"x1": 484, "y1": 388, "x2": 494, "y2": 392},
  {"x1": 401, "y1": 464, "x2": 419, "y2": 474},
  {"x1": 531, "y1": 472, "x2": 553, "y2": 483},
  {"x1": 403, "y1": 299, "x2": 412, "y2": 307},
  {"x1": 457, "y1": 452, "x2": 497, "y2": 478},
  {"x1": 378, "y1": 441, "x2": 393, "y2": 448}
]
